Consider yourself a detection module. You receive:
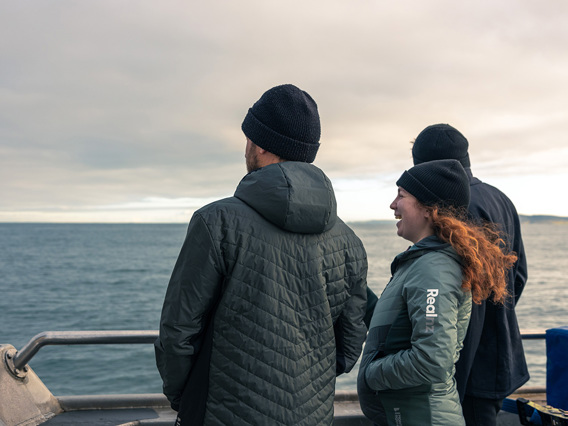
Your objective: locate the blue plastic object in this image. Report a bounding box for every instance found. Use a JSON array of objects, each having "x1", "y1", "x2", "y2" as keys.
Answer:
[{"x1": 547, "y1": 327, "x2": 568, "y2": 410}]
